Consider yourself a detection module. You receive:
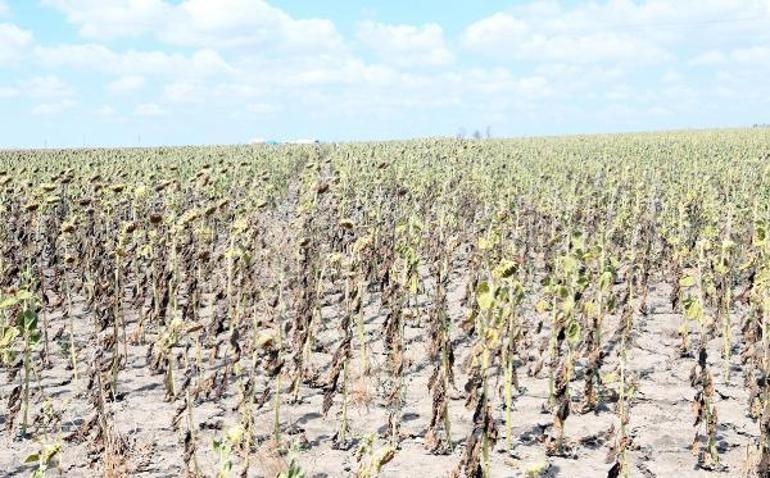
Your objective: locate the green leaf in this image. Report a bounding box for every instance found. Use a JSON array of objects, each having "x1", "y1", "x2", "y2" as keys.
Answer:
[
  {"x1": 0, "y1": 296, "x2": 18, "y2": 308},
  {"x1": 225, "y1": 425, "x2": 244, "y2": 444},
  {"x1": 21, "y1": 309, "x2": 38, "y2": 332},
  {"x1": 525, "y1": 460, "x2": 547, "y2": 478},
  {"x1": 599, "y1": 270, "x2": 613, "y2": 291},
  {"x1": 476, "y1": 281, "x2": 494, "y2": 310},
  {"x1": 408, "y1": 274, "x2": 418, "y2": 295},
  {"x1": 0, "y1": 327, "x2": 18, "y2": 347},
  {"x1": 279, "y1": 461, "x2": 306, "y2": 478},
  {"x1": 576, "y1": 276, "x2": 590, "y2": 290},
  {"x1": 24, "y1": 453, "x2": 39, "y2": 464},
  {"x1": 43, "y1": 443, "x2": 61, "y2": 461},
  {"x1": 684, "y1": 298, "x2": 703, "y2": 321},
  {"x1": 371, "y1": 446, "x2": 395, "y2": 473},
  {"x1": 570, "y1": 231, "x2": 584, "y2": 249},
  {"x1": 478, "y1": 237, "x2": 493, "y2": 251},
  {"x1": 566, "y1": 320, "x2": 581, "y2": 344},
  {"x1": 561, "y1": 256, "x2": 578, "y2": 274},
  {"x1": 561, "y1": 295, "x2": 575, "y2": 315},
  {"x1": 492, "y1": 259, "x2": 517, "y2": 280},
  {"x1": 679, "y1": 275, "x2": 696, "y2": 288}
]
